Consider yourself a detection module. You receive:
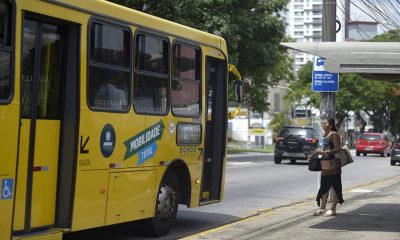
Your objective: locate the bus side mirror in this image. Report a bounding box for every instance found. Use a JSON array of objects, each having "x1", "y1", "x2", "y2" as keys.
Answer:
[{"x1": 233, "y1": 80, "x2": 243, "y2": 103}]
